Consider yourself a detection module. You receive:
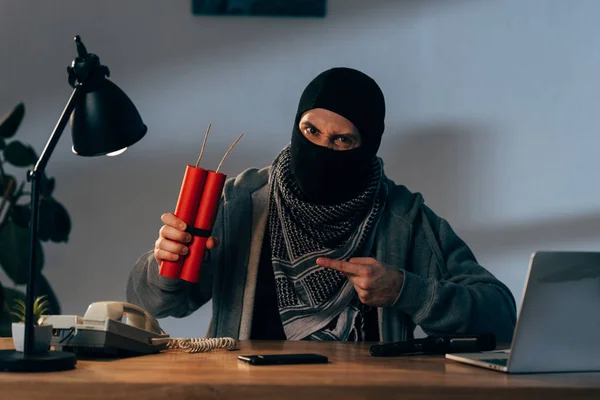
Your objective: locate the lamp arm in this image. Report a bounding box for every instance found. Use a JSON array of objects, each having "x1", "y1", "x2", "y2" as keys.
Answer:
[
  {"x1": 31, "y1": 87, "x2": 83, "y2": 175},
  {"x1": 23, "y1": 85, "x2": 83, "y2": 356}
]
